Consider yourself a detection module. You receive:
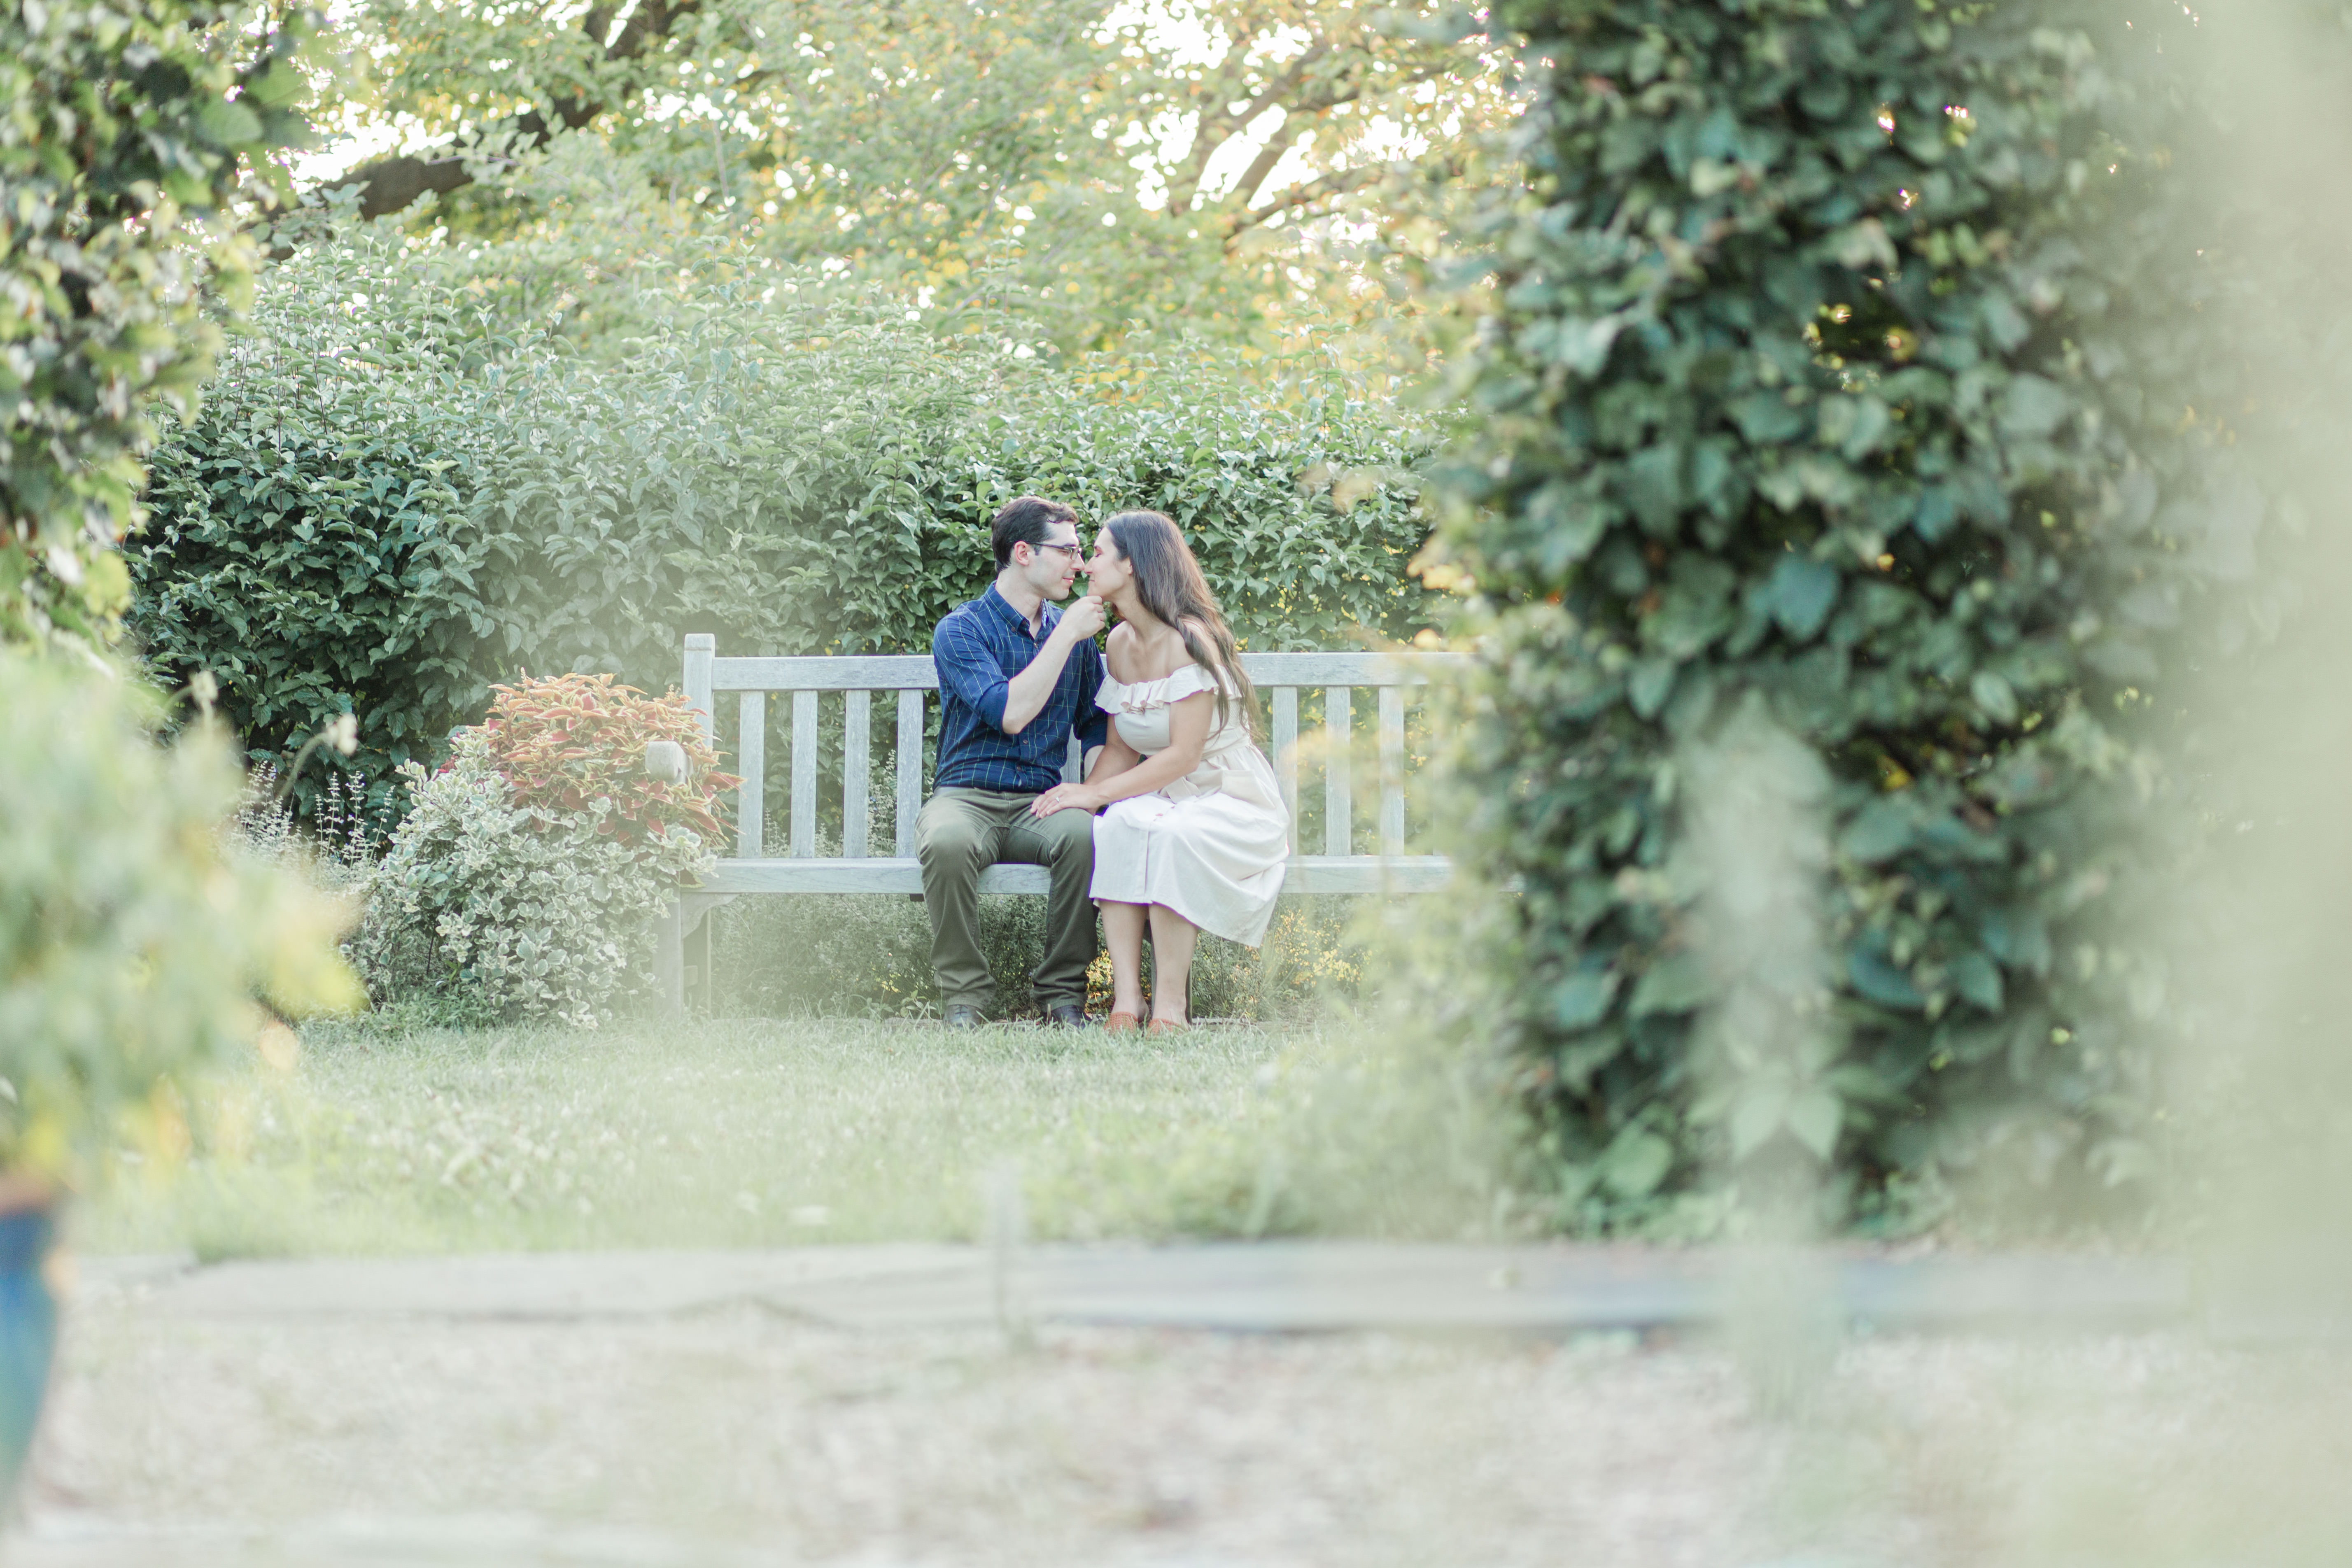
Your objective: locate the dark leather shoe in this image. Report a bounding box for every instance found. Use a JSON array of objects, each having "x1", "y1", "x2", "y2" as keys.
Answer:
[
  {"x1": 943, "y1": 1004, "x2": 986, "y2": 1030},
  {"x1": 1042, "y1": 1002, "x2": 1092, "y2": 1029}
]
